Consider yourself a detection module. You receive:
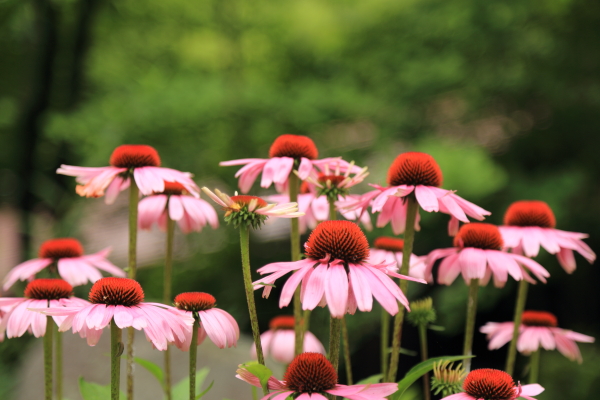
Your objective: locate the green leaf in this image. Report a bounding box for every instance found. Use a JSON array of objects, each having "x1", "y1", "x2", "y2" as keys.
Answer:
[
  {"x1": 241, "y1": 362, "x2": 273, "y2": 390},
  {"x1": 195, "y1": 380, "x2": 214, "y2": 399},
  {"x1": 392, "y1": 355, "x2": 474, "y2": 400},
  {"x1": 171, "y1": 368, "x2": 209, "y2": 400},
  {"x1": 428, "y1": 325, "x2": 446, "y2": 332},
  {"x1": 79, "y1": 377, "x2": 125, "y2": 400},
  {"x1": 135, "y1": 357, "x2": 165, "y2": 389},
  {"x1": 355, "y1": 374, "x2": 383, "y2": 384}
]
